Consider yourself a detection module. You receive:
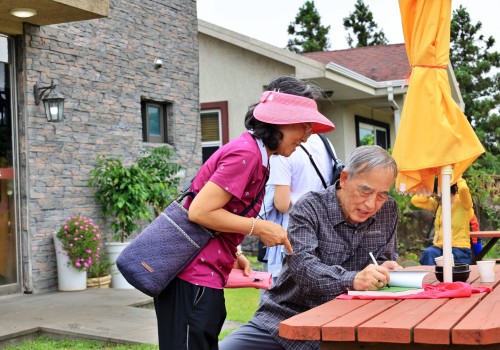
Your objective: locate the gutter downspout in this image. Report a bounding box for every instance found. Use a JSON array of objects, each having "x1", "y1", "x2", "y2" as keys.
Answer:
[{"x1": 387, "y1": 84, "x2": 402, "y2": 132}]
